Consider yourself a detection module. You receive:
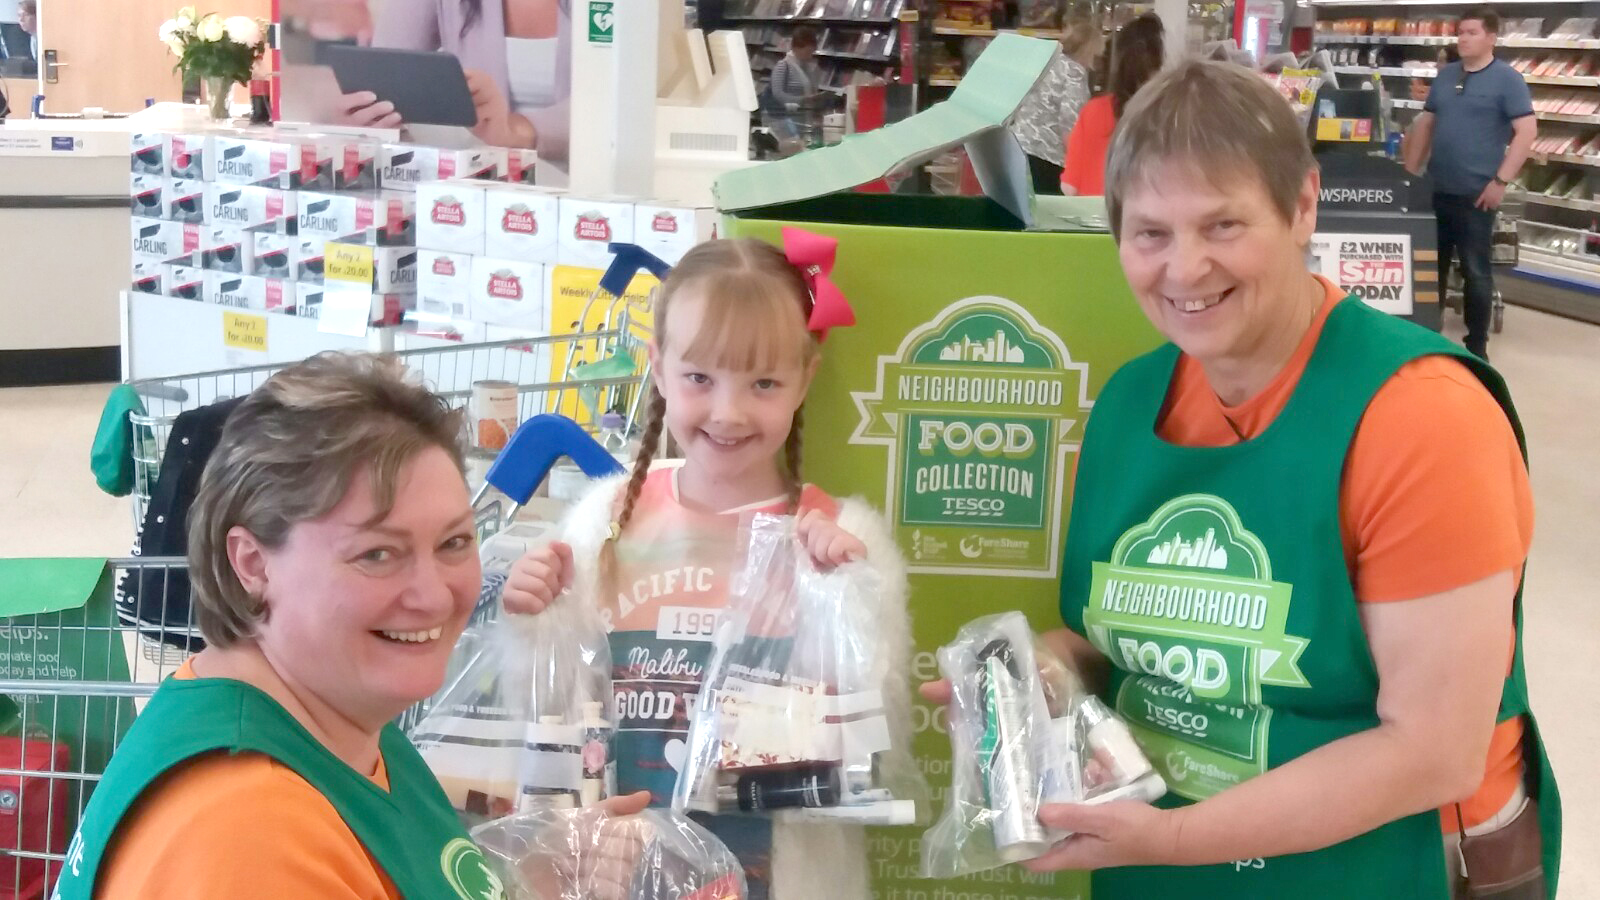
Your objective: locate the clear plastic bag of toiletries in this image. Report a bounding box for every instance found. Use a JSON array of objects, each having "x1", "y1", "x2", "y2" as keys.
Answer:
[
  {"x1": 410, "y1": 593, "x2": 617, "y2": 826},
  {"x1": 671, "y1": 513, "x2": 927, "y2": 825},
  {"x1": 921, "y1": 611, "x2": 1166, "y2": 878},
  {"x1": 473, "y1": 807, "x2": 747, "y2": 900}
]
